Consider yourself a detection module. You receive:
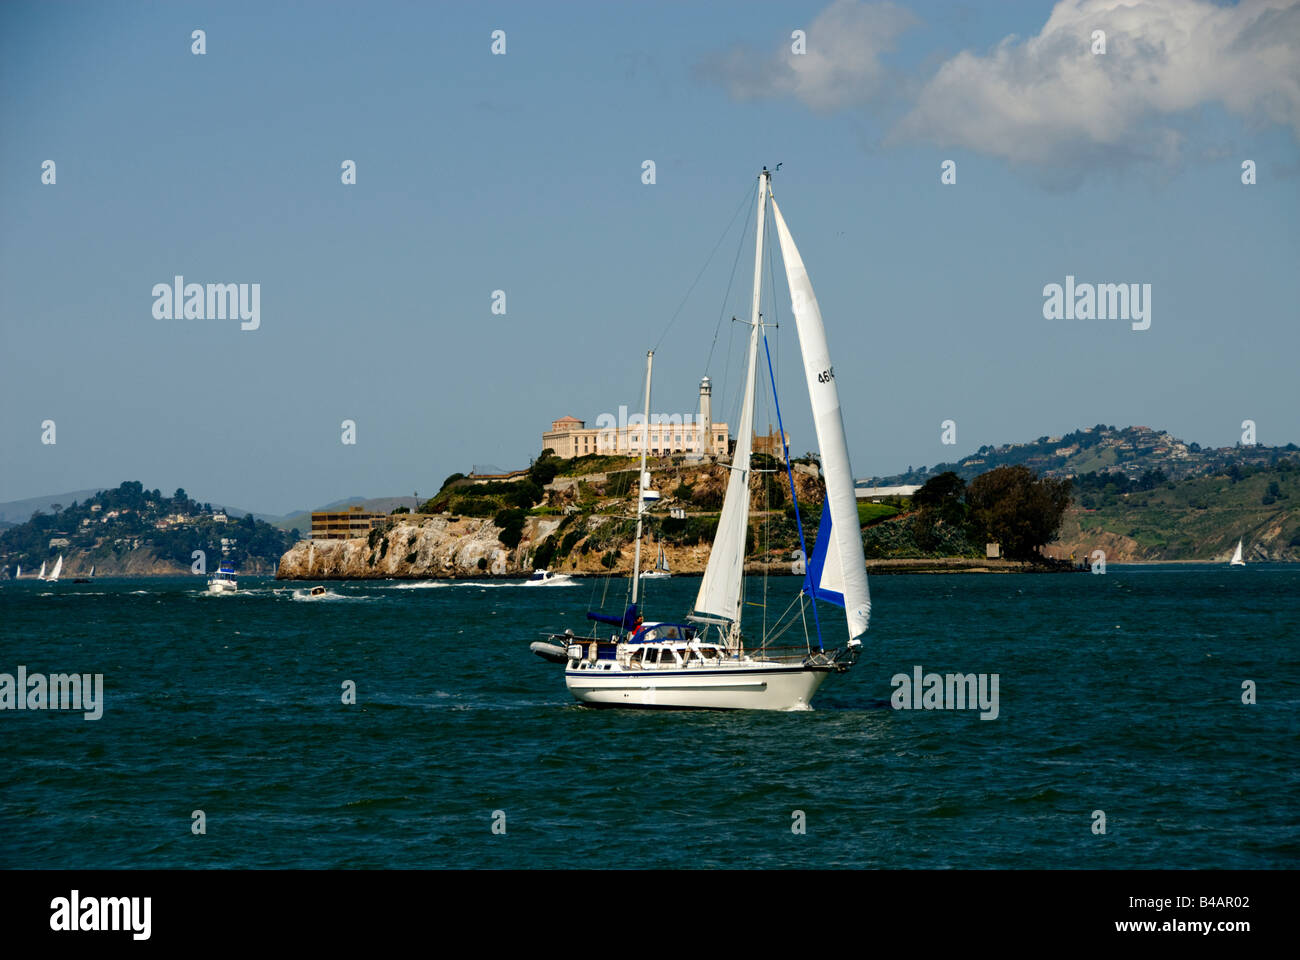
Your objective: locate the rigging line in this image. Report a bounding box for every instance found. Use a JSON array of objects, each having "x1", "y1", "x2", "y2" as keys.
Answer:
[
  {"x1": 763, "y1": 328, "x2": 824, "y2": 654},
  {"x1": 756, "y1": 593, "x2": 806, "y2": 651},
  {"x1": 705, "y1": 186, "x2": 757, "y2": 373},
  {"x1": 655, "y1": 182, "x2": 756, "y2": 354}
]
